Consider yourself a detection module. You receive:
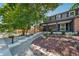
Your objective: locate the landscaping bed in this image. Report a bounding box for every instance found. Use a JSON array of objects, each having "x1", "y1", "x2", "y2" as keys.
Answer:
[{"x1": 32, "y1": 35, "x2": 79, "y2": 56}]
